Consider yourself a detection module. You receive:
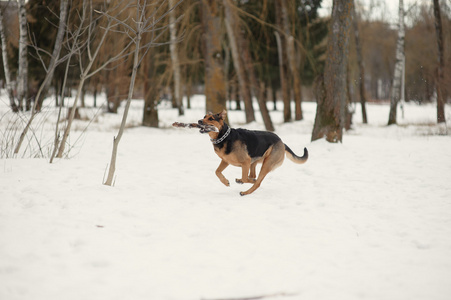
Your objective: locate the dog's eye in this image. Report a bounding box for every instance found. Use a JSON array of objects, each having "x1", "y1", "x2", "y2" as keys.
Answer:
[{"x1": 208, "y1": 117, "x2": 214, "y2": 121}]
